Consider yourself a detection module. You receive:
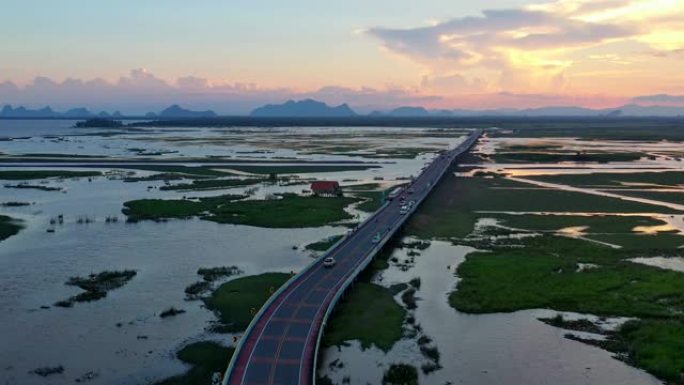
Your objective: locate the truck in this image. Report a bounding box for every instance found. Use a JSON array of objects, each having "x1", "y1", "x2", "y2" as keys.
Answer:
[{"x1": 386, "y1": 187, "x2": 403, "y2": 201}]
